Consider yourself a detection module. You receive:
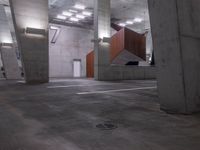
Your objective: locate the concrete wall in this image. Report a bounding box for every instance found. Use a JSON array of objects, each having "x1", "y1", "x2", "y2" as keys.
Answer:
[
  {"x1": 49, "y1": 24, "x2": 94, "y2": 78},
  {"x1": 146, "y1": 31, "x2": 153, "y2": 56}
]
